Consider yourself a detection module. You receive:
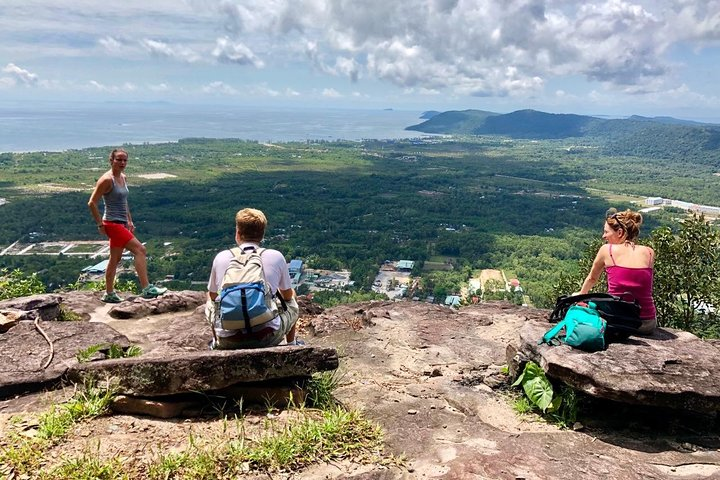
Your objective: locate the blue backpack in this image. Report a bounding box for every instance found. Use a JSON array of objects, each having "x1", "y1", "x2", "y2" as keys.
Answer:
[
  {"x1": 539, "y1": 302, "x2": 607, "y2": 352},
  {"x1": 219, "y1": 247, "x2": 285, "y2": 332}
]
